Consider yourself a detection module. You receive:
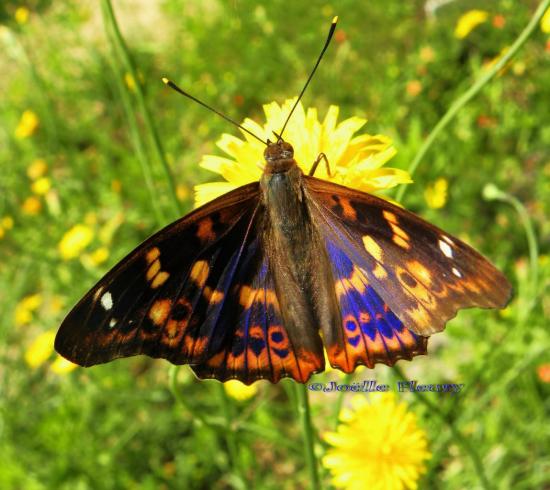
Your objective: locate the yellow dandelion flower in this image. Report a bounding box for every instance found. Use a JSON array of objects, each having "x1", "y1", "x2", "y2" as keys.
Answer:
[
  {"x1": 15, "y1": 110, "x2": 39, "y2": 139},
  {"x1": 224, "y1": 379, "x2": 258, "y2": 401},
  {"x1": 323, "y1": 394, "x2": 431, "y2": 490},
  {"x1": 15, "y1": 7, "x2": 30, "y2": 25},
  {"x1": 194, "y1": 98, "x2": 411, "y2": 207},
  {"x1": 59, "y1": 224, "x2": 94, "y2": 260},
  {"x1": 2, "y1": 216, "x2": 14, "y2": 229},
  {"x1": 21, "y1": 196, "x2": 42, "y2": 215},
  {"x1": 0, "y1": 228, "x2": 4, "y2": 239},
  {"x1": 51, "y1": 355, "x2": 78, "y2": 375},
  {"x1": 27, "y1": 158, "x2": 48, "y2": 180},
  {"x1": 541, "y1": 7, "x2": 550, "y2": 33},
  {"x1": 31, "y1": 177, "x2": 51, "y2": 195},
  {"x1": 424, "y1": 177, "x2": 448, "y2": 209},
  {"x1": 25, "y1": 330, "x2": 56, "y2": 368},
  {"x1": 454, "y1": 10, "x2": 489, "y2": 39}
]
